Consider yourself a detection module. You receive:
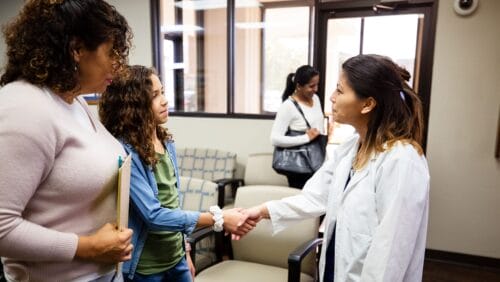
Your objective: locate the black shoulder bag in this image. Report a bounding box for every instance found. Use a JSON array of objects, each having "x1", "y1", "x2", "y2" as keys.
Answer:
[{"x1": 272, "y1": 99, "x2": 327, "y2": 175}]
